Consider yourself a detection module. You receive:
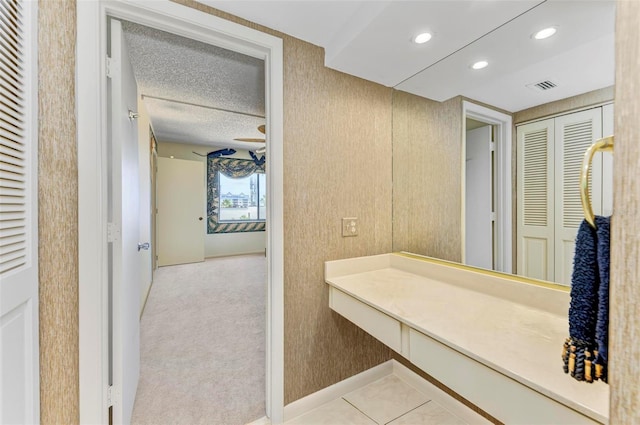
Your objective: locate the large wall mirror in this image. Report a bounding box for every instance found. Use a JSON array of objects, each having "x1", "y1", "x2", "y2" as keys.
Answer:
[{"x1": 391, "y1": 0, "x2": 615, "y2": 286}]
